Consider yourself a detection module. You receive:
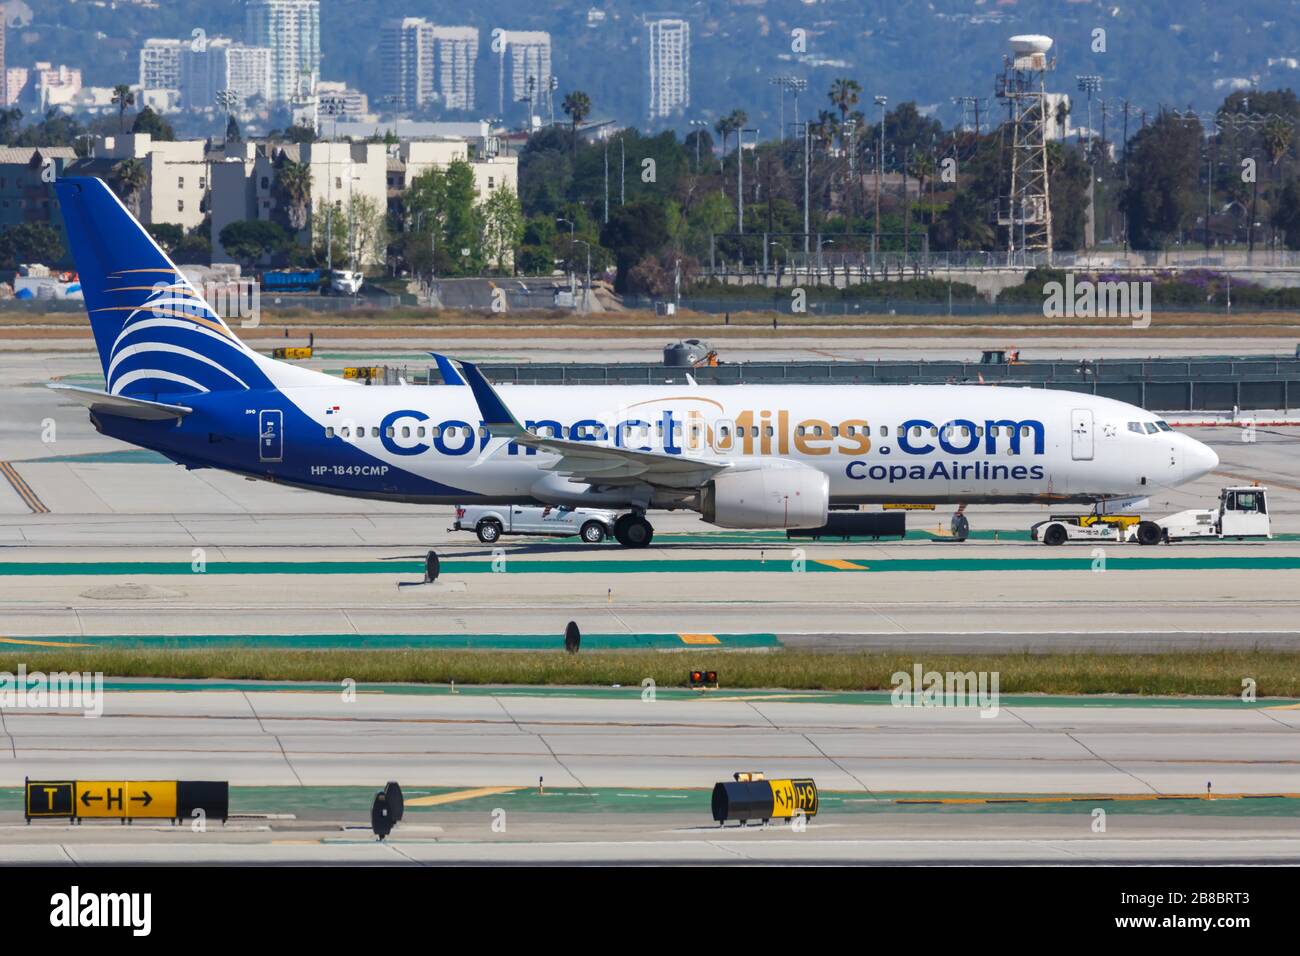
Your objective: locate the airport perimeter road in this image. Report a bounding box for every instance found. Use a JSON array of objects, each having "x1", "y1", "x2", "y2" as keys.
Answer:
[{"x1": 2, "y1": 686, "x2": 1299, "y2": 864}]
